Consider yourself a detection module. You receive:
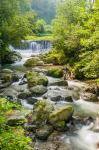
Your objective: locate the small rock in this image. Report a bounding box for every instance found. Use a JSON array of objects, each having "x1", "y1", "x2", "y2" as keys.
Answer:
[
  {"x1": 81, "y1": 92, "x2": 98, "y2": 102},
  {"x1": 35, "y1": 125, "x2": 53, "y2": 140}
]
